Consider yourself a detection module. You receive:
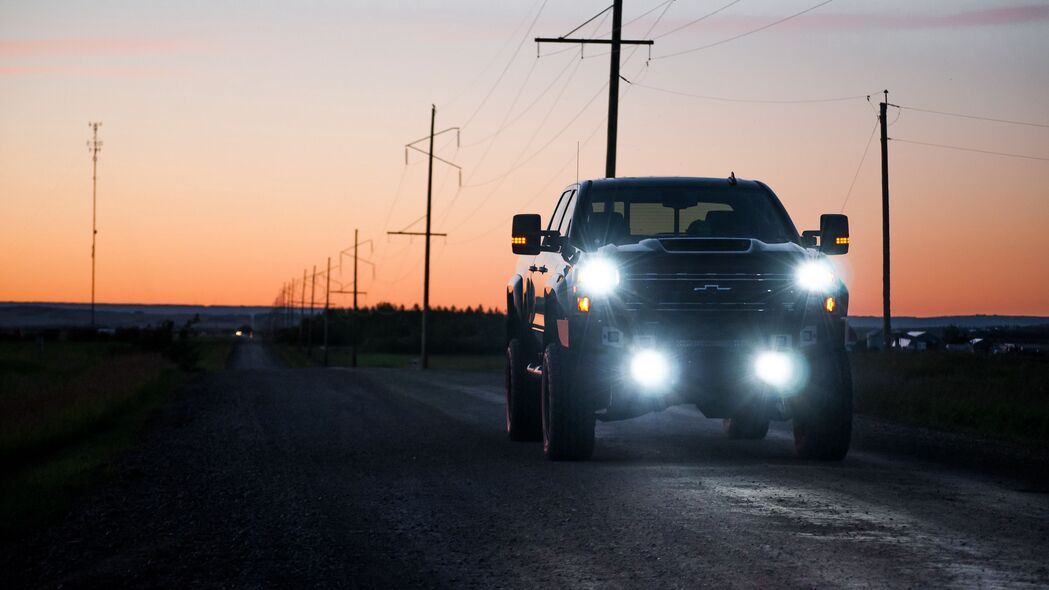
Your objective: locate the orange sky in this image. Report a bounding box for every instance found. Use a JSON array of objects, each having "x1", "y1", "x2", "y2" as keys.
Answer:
[{"x1": 2, "y1": 1, "x2": 1048, "y2": 316}]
